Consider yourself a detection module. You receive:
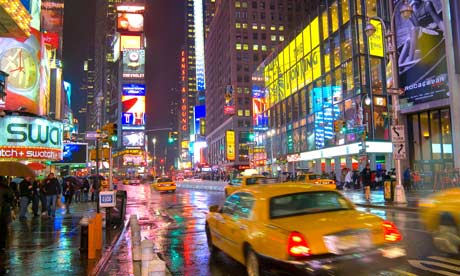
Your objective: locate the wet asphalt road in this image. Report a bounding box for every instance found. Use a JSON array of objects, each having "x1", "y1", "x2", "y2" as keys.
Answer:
[{"x1": 104, "y1": 184, "x2": 459, "y2": 276}]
